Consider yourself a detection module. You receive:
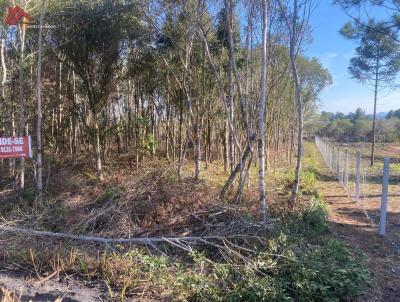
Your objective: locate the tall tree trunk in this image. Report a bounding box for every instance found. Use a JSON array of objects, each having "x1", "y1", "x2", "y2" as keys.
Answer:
[
  {"x1": 1, "y1": 28, "x2": 12, "y2": 173},
  {"x1": 371, "y1": 57, "x2": 379, "y2": 166},
  {"x1": 18, "y1": 22, "x2": 26, "y2": 190},
  {"x1": 289, "y1": 0, "x2": 303, "y2": 204},
  {"x1": 258, "y1": 0, "x2": 268, "y2": 227},
  {"x1": 289, "y1": 86, "x2": 295, "y2": 166},
  {"x1": 36, "y1": 0, "x2": 45, "y2": 204},
  {"x1": 228, "y1": 68, "x2": 234, "y2": 173}
]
